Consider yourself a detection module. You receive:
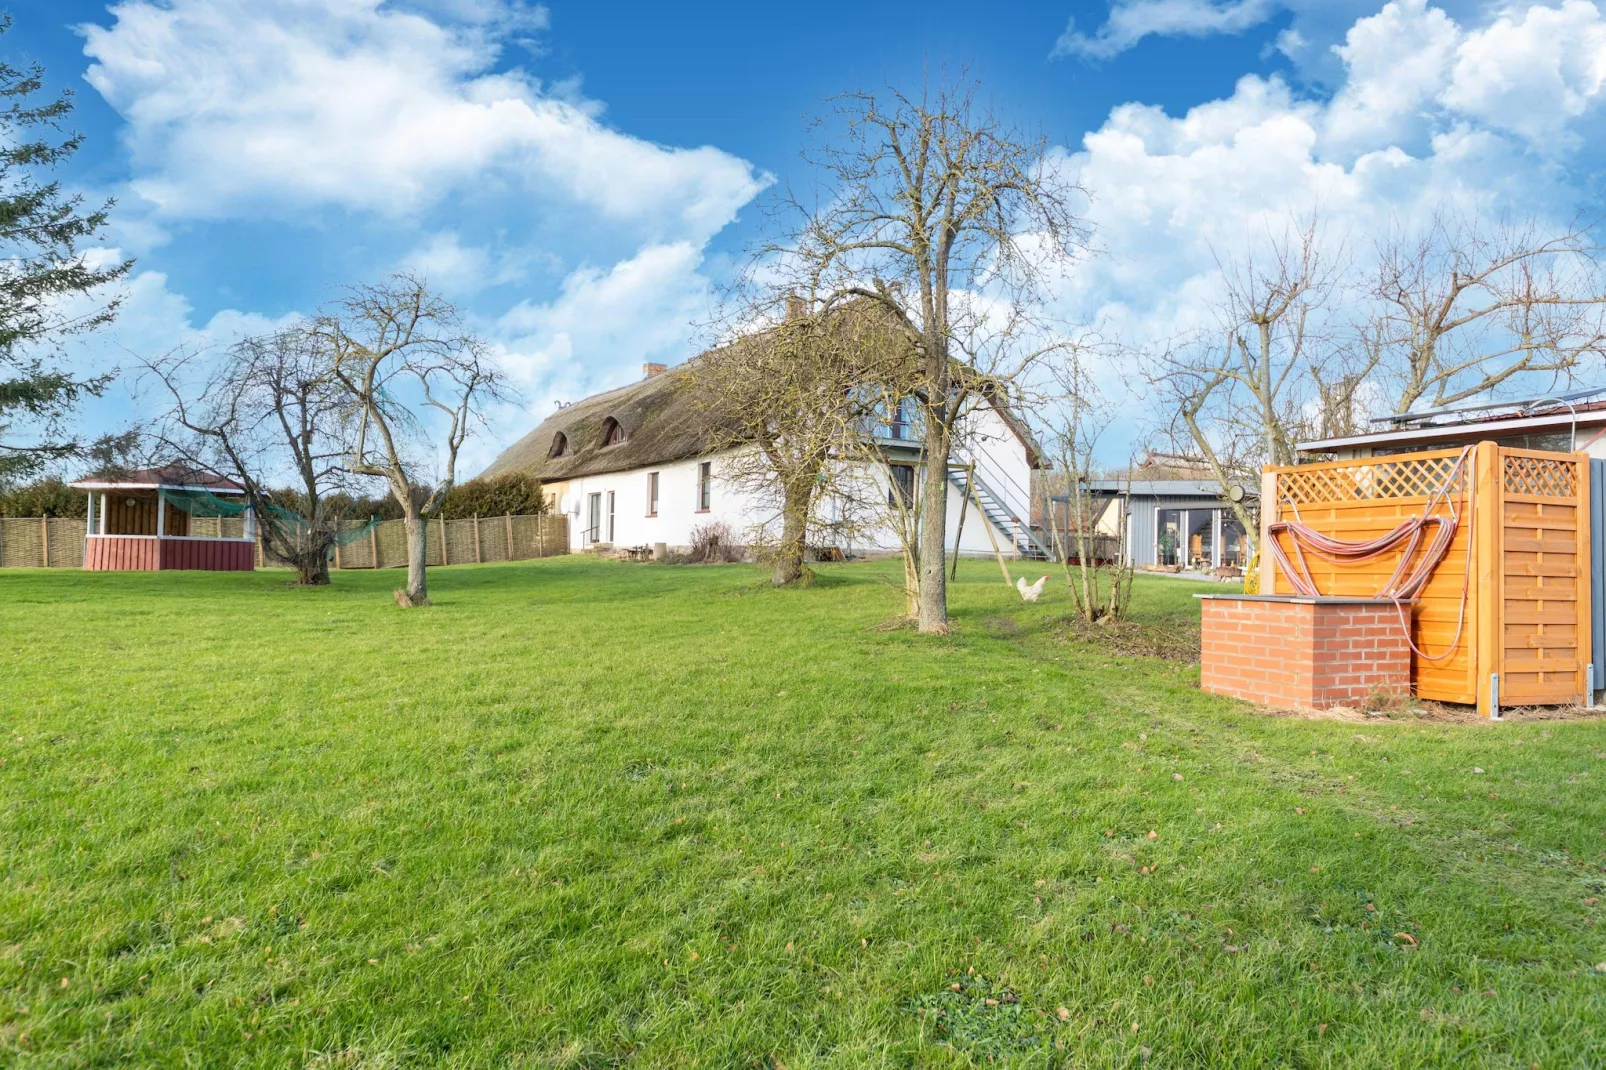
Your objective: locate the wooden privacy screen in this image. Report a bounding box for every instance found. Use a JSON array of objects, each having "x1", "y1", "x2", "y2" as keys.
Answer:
[{"x1": 1259, "y1": 441, "x2": 1591, "y2": 715}]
